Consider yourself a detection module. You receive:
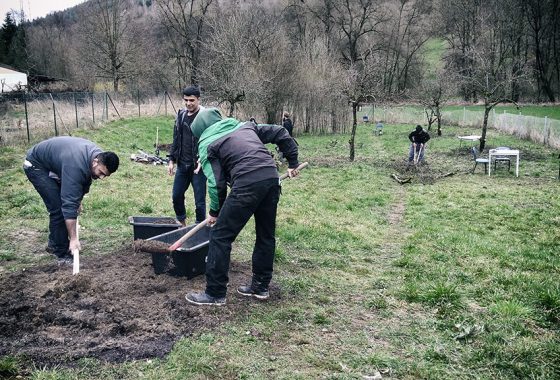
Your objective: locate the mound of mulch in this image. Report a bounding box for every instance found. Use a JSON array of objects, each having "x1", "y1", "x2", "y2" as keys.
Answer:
[{"x1": 0, "y1": 248, "x2": 280, "y2": 366}]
